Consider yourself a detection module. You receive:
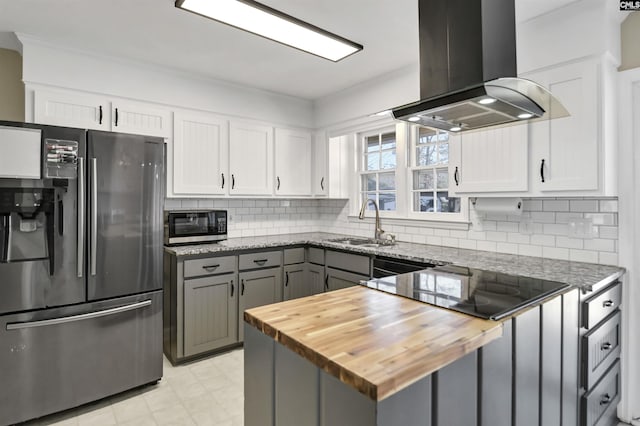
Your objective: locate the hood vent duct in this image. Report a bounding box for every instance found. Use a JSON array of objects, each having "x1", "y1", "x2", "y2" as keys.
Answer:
[{"x1": 392, "y1": 0, "x2": 568, "y2": 132}]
